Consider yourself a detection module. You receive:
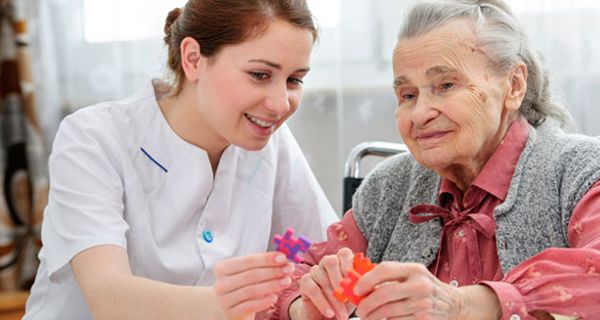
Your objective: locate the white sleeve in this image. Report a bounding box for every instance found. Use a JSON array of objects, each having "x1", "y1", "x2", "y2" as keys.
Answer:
[
  {"x1": 42, "y1": 109, "x2": 128, "y2": 280},
  {"x1": 270, "y1": 125, "x2": 339, "y2": 248}
]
